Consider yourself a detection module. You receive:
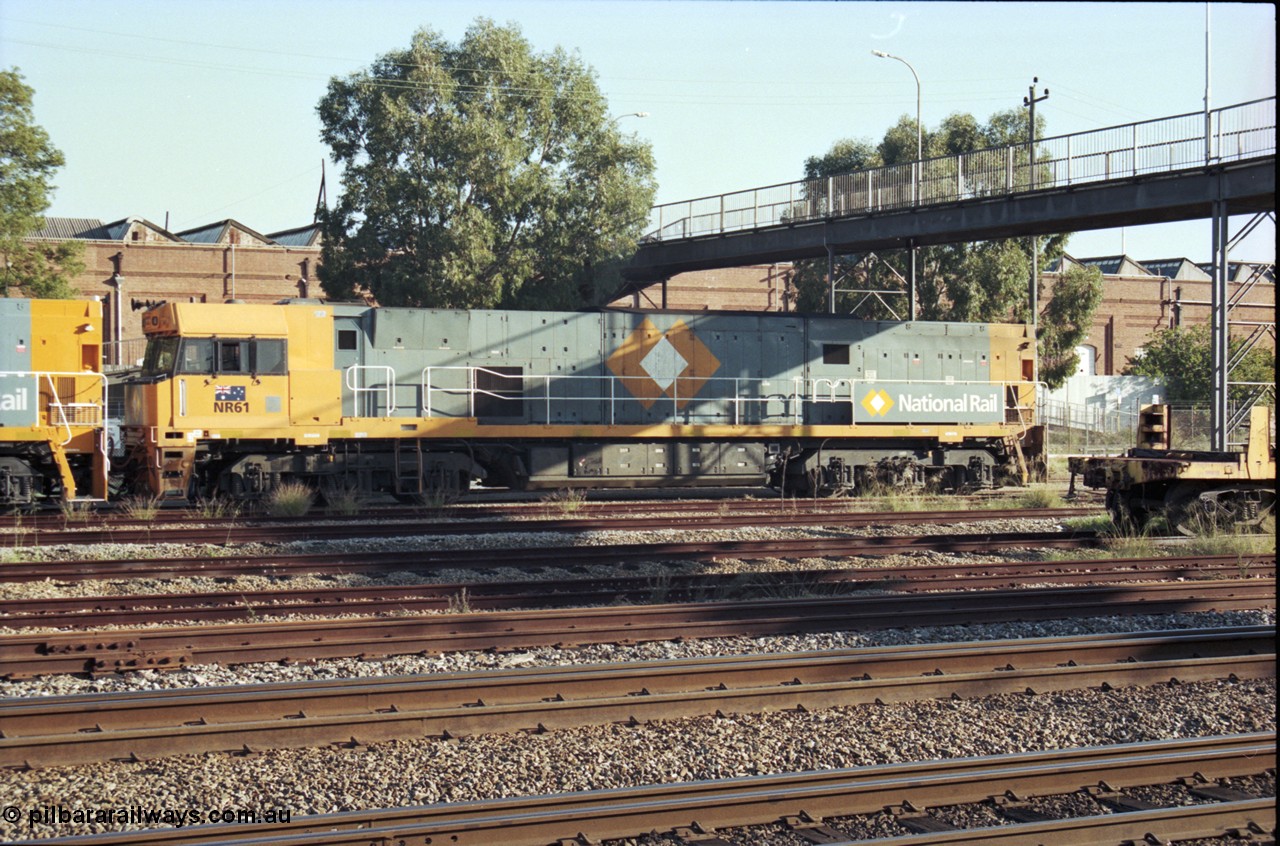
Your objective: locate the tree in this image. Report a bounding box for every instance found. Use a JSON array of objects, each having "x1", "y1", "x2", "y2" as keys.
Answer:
[
  {"x1": 316, "y1": 19, "x2": 657, "y2": 309},
  {"x1": 790, "y1": 107, "x2": 1092, "y2": 388},
  {"x1": 1125, "y1": 324, "x2": 1275, "y2": 405},
  {"x1": 0, "y1": 69, "x2": 82, "y2": 298},
  {"x1": 1038, "y1": 263, "x2": 1104, "y2": 387}
]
